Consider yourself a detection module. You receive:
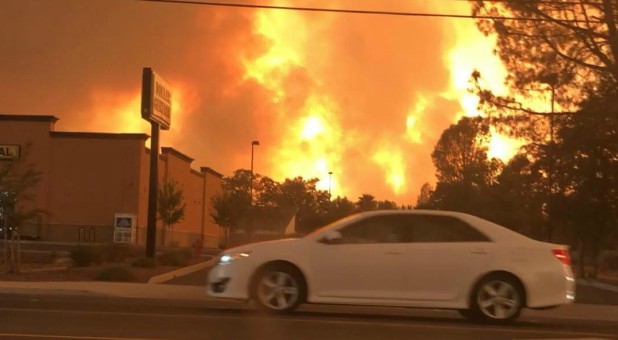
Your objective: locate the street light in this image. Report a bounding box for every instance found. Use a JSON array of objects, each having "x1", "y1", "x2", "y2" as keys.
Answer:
[
  {"x1": 250, "y1": 140, "x2": 260, "y2": 203},
  {"x1": 328, "y1": 171, "x2": 333, "y2": 199}
]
